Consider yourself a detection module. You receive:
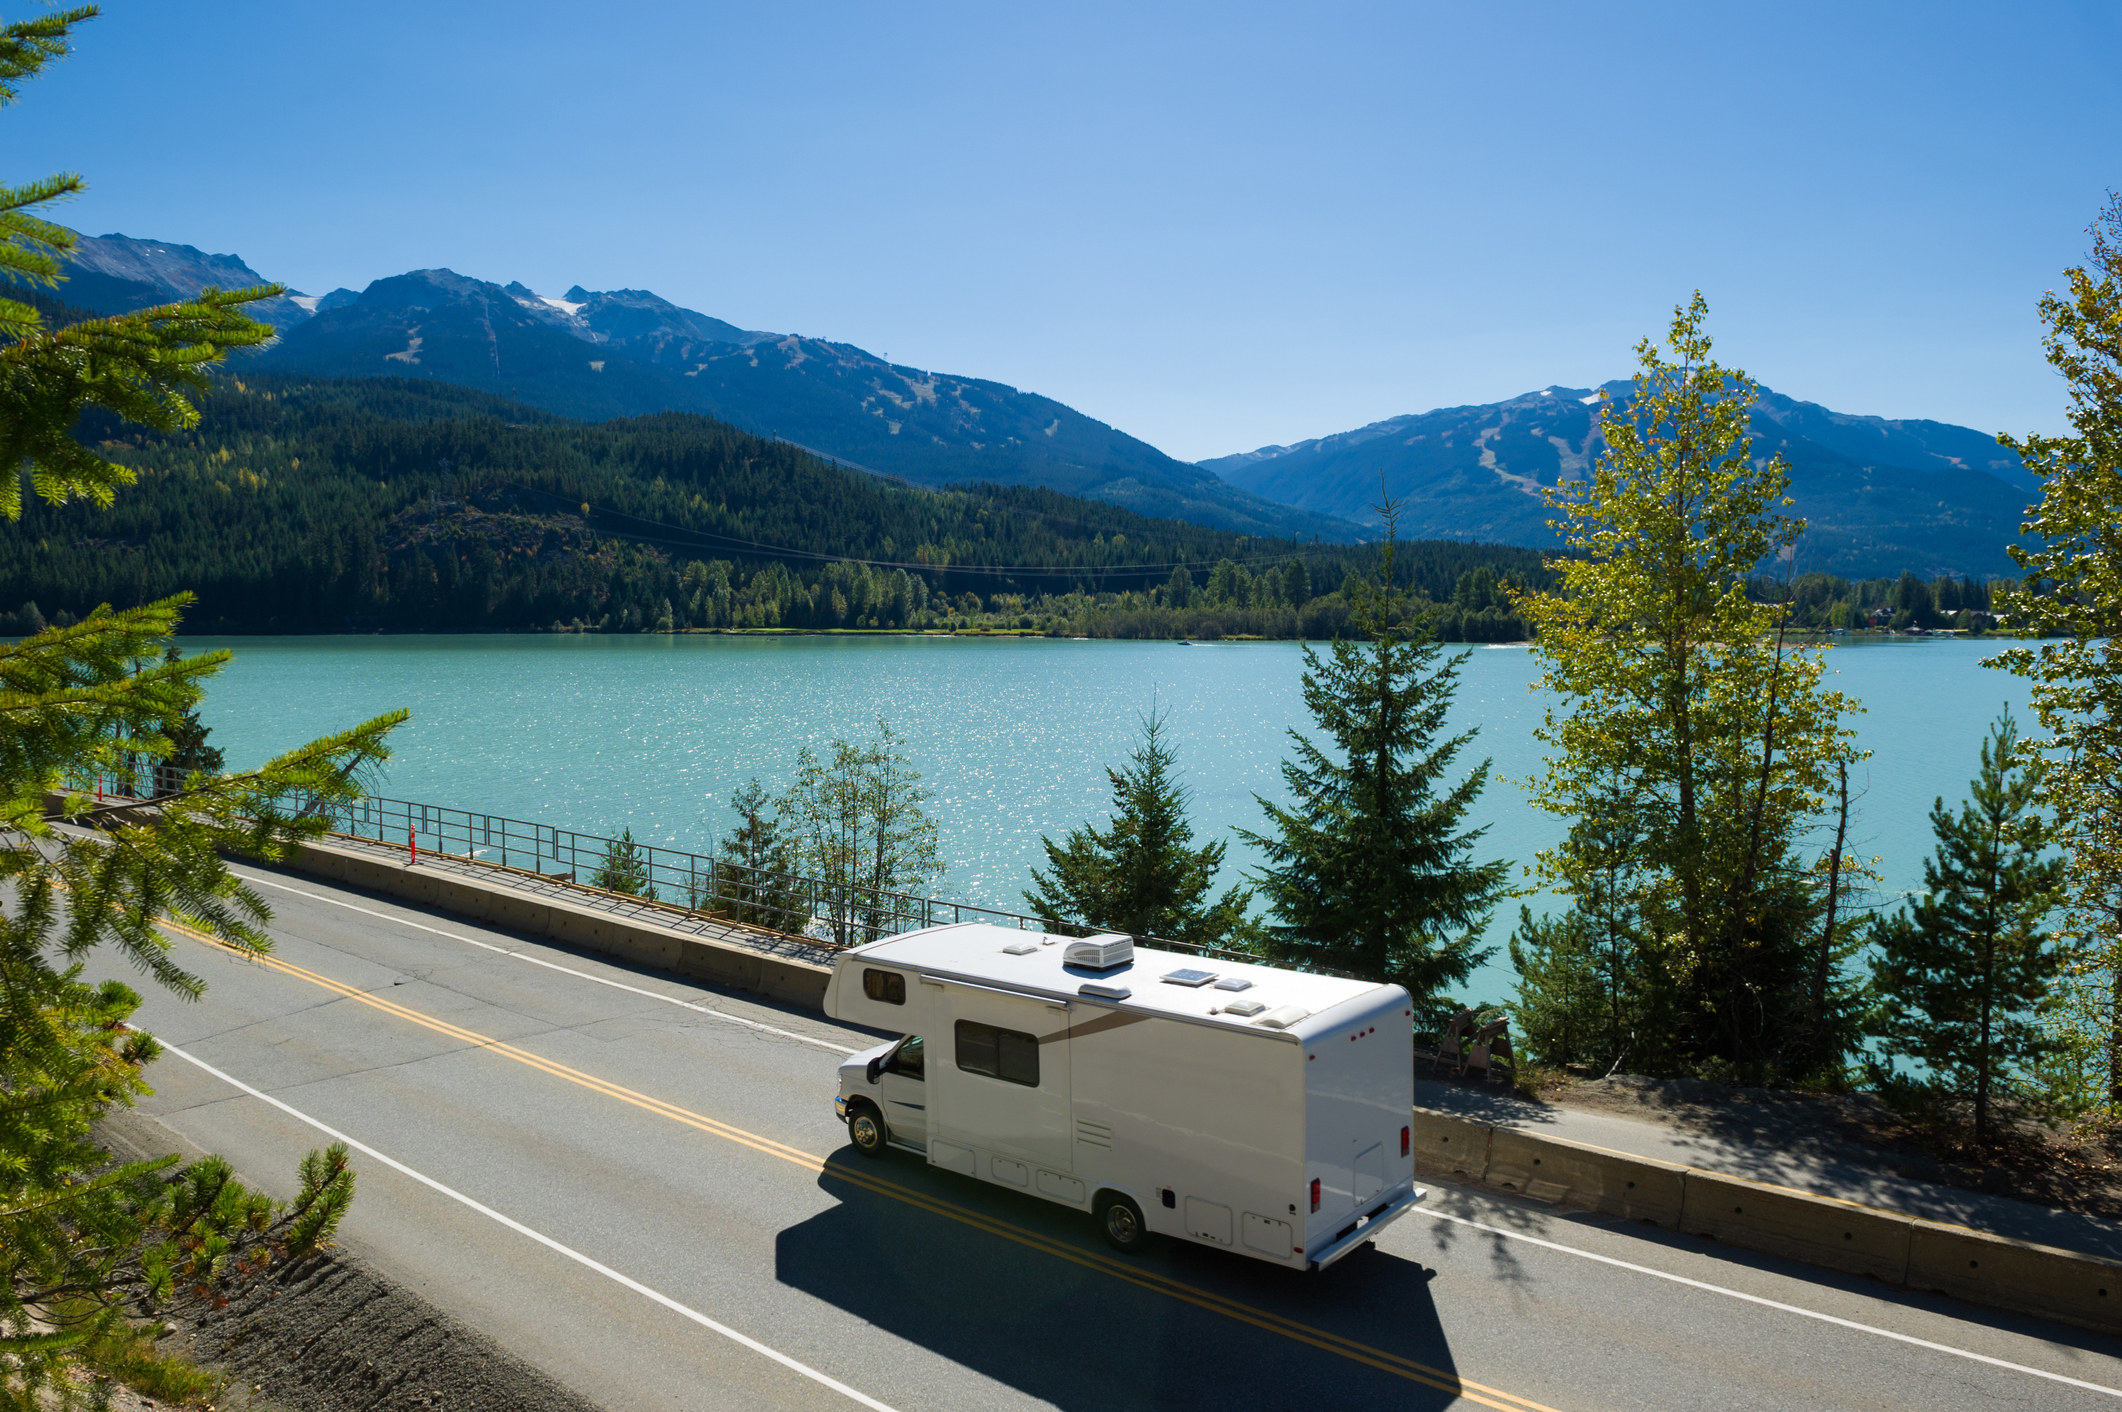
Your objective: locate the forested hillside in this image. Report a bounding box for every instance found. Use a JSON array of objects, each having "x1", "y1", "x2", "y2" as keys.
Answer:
[
  {"x1": 10, "y1": 376, "x2": 1548, "y2": 636},
  {"x1": 1204, "y1": 383, "x2": 2035, "y2": 578},
  {"x1": 250, "y1": 266, "x2": 1362, "y2": 541}
]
